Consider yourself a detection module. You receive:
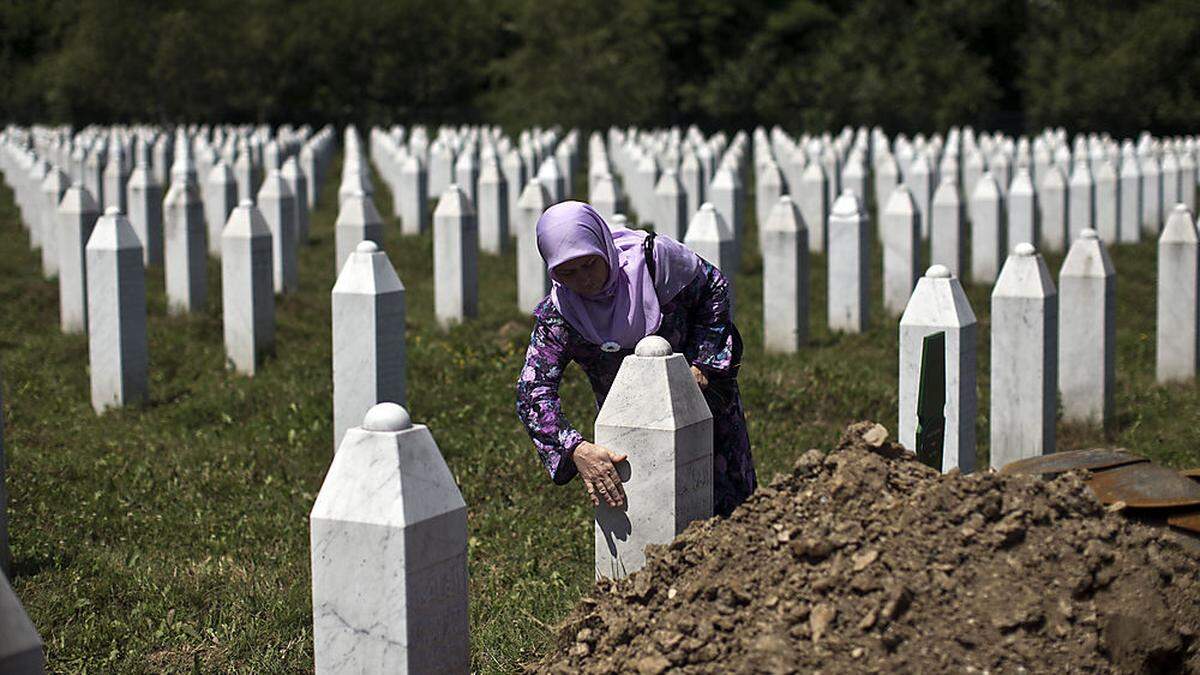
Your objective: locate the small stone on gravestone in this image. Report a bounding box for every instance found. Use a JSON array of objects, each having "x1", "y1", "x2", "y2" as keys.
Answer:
[
  {"x1": 0, "y1": 571, "x2": 45, "y2": 674},
  {"x1": 684, "y1": 203, "x2": 737, "y2": 314},
  {"x1": 516, "y1": 179, "x2": 552, "y2": 314},
  {"x1": 881, "y1": 185, "x2": 921, "y2": 317},
  {"x1": 594, "y1": 336, "x2": 712, "y2": 580},
  {"x1": 1156, "y1": 204, "x2": 1200, "y2": 384},
  {"x1": 930, "y1": 175, "x2": 965, "y2": 278},
  {"x1": 334, "y1": 189, "x2": 384, "y2": 274},
  {"x1": 222, "y1": 200, "x2": 275, "y2": 376},
  {"x1": 827, "y1": 190, "x2": 870, "y2": 334},
  {"x1": 310, "y1": 404, "x2": 468, "y2": 673},
  {"x1": 899, "y1": 264, "x2": 977, "y2": 473},
  {"x1": 968, "y1": 172, "x2": 1005, "y2": 285},
  {"x1": 56, "y1": 185, "x2": 100, "y2": 334},
  {"x1": 761, "y1": 196, "x2": 809, "y2": 353},
  {"x1": 332, "y1": 241, "x2": 406, "y2": 452},
  {"x1": 433, "y1": 184, "x2": 479, "y2": 328},
  {"x1": 990, "y1": 242, "x2": 1058, "y2": 469},
  {"x1": 1059, "y1": 229, "x2": 1115, "y2": 426},
  {"x1": 86, "y1": 206, "x2": 149, "y2": 413}
]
